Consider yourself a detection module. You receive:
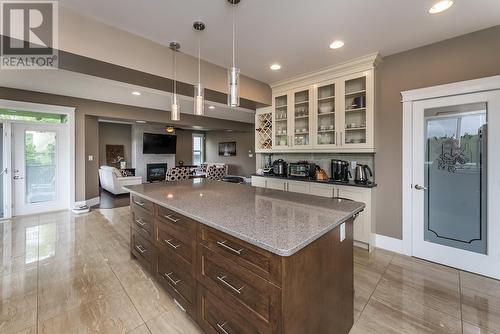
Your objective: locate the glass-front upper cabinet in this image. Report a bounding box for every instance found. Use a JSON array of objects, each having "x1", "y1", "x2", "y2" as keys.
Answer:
[
  {"x1": 291, "y1": 88, "x2": 312, "y2": 148},
  {"x1": 273, "y1": 94, "x2": 289, "y2": 148},
  {"x1": 315, "y1": 82, "x2": 337, "y2": 147}
]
